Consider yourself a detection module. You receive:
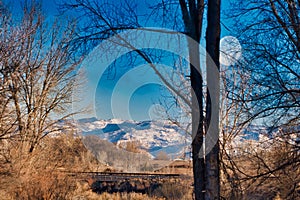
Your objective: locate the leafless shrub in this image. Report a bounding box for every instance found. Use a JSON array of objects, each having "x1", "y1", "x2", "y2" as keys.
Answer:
[
  {"x1": 151, "y1": 182, "x2": 191, "y2": 200},
  {"x1": 83, "y1": 135, "x2": 151, "y2": 172}
]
